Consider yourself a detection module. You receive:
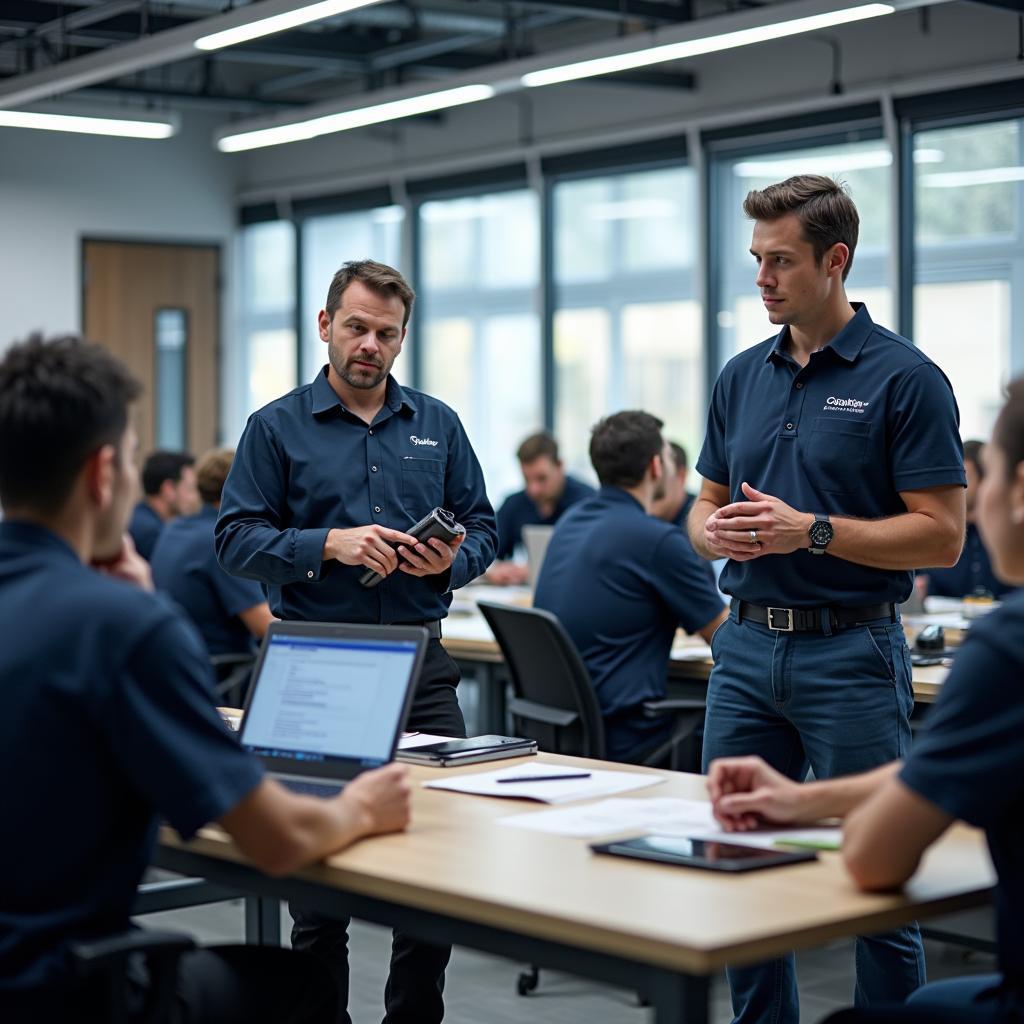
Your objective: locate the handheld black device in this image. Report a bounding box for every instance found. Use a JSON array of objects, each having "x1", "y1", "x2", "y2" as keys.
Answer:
[{"x1": 359, "y1": 507, "x2": 466, "y2": 588}]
